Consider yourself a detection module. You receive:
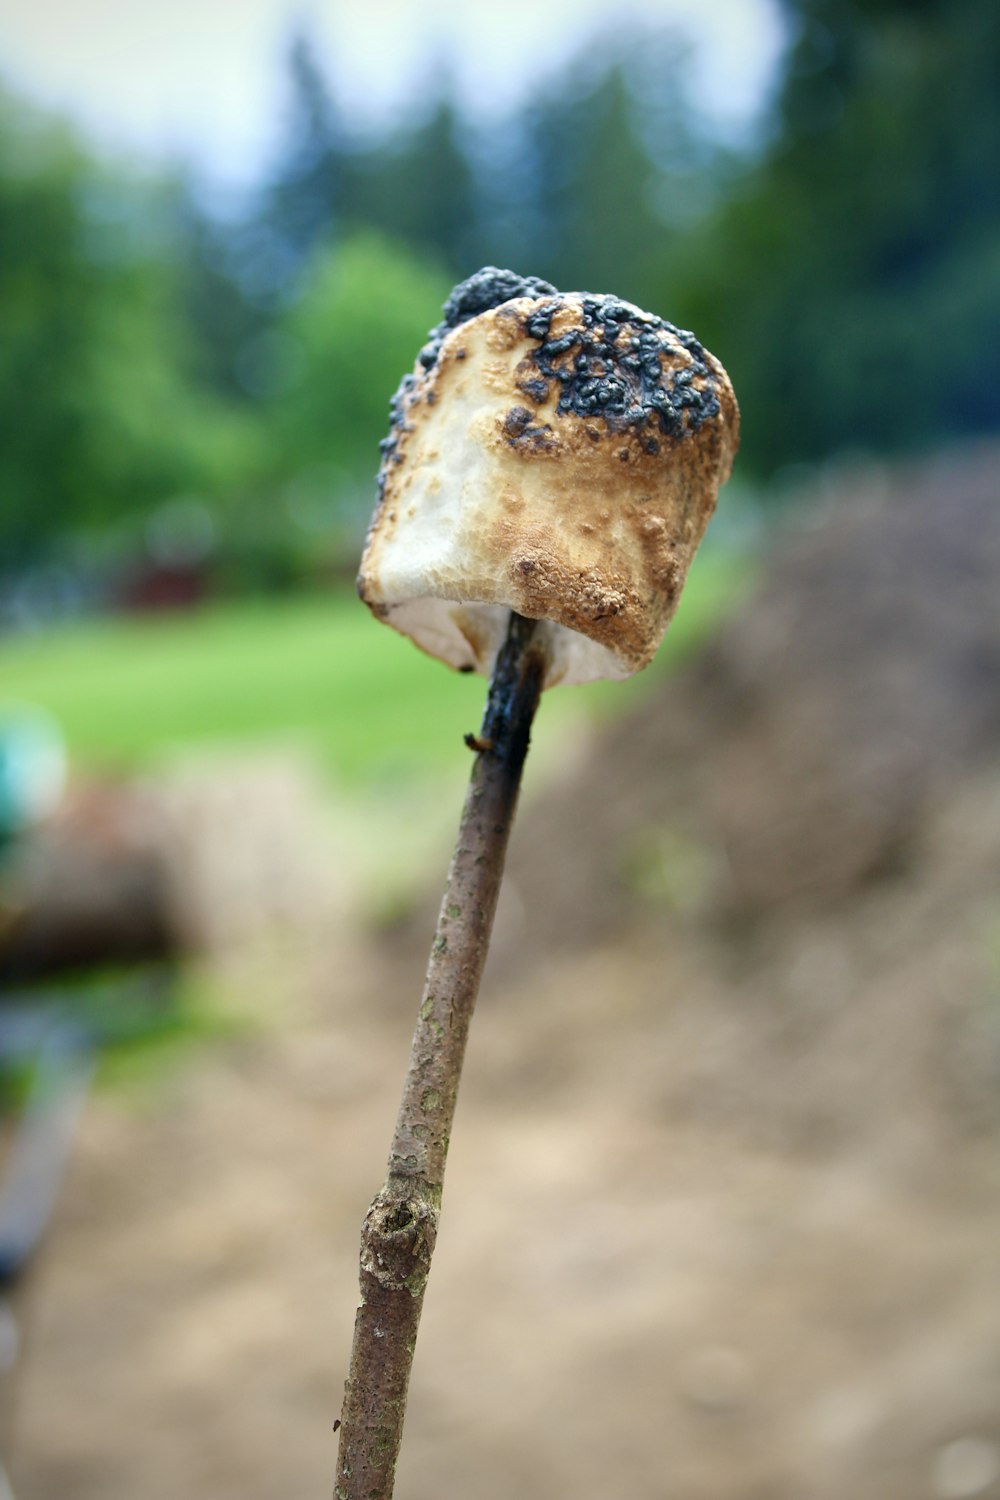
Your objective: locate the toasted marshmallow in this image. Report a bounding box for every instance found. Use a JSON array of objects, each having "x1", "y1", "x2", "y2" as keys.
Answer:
[{"x1": 358, "y1": 268, "x2": 739, "y2": 688}]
